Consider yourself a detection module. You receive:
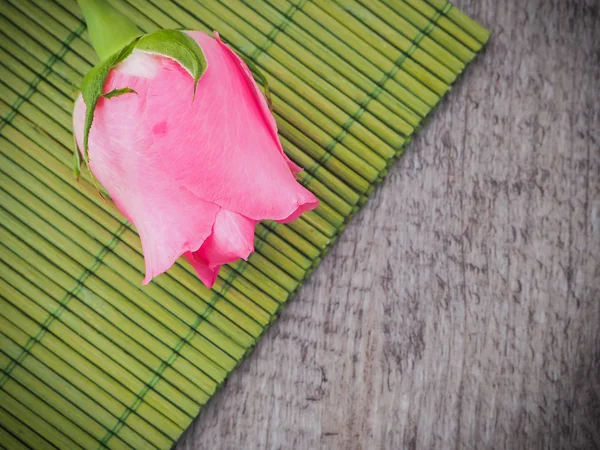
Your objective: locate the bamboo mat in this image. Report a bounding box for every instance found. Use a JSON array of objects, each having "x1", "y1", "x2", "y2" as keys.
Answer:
[{"x1": 0, "y1": 0, "x2": 489, "y2": 448}]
